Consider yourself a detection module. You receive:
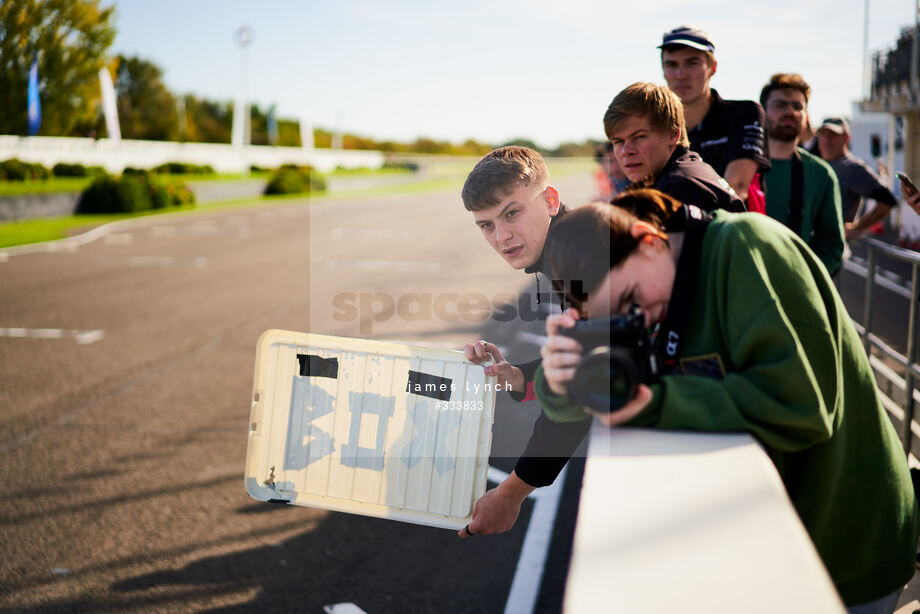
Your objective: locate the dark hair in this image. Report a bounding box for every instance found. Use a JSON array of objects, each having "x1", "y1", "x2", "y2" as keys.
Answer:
[
  {"x1": 759, "y1": 73, "x2": 811, "y2": 107},
  {"x1": 594, "y1": 141, "x2": 614, "y2": 161},
  {"x1": 544, "y1": 189, "x2": 681, "y2": 309},
  {"x1": 461, "y1": 146, "x2": 549, "y2": 211}
]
